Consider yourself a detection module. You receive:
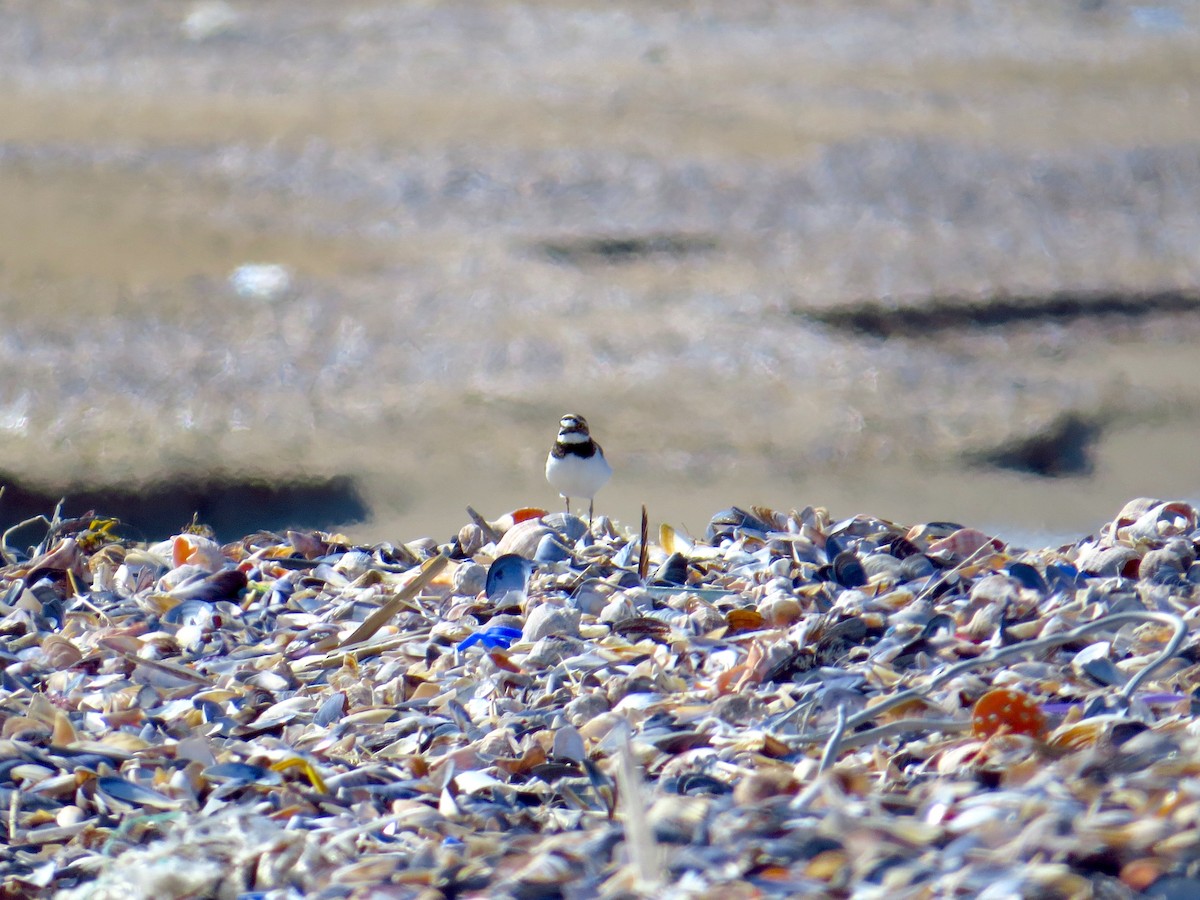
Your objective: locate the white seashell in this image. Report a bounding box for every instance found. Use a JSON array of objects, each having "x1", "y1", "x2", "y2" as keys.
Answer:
[
  {"x1": 552, "y1": 725, "x2": 586, "y2": 764},
  {"x1": 1074, "y1": 542, "x2": 1139, "y2": 576},
  {"x1": 1124, "y1": 501, "x2": 1198, "y2": 545},
  {"x1": 495, "y1": 520, "x2": 555, "y2": 559},
  {"x1": 453, "y1": 770, "x2": 504, "y2": 794}
]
